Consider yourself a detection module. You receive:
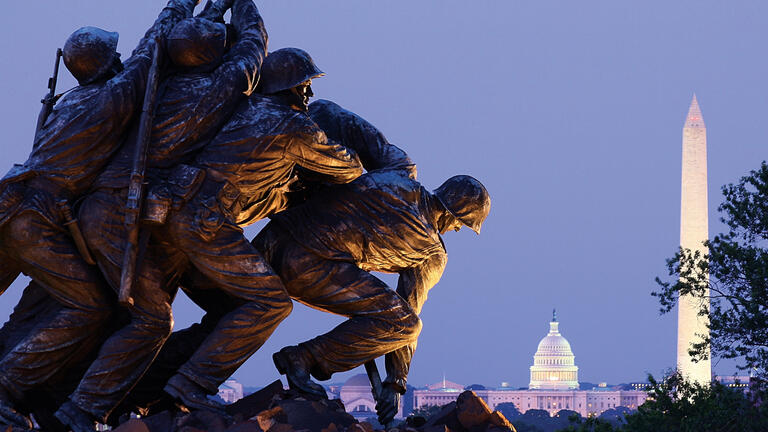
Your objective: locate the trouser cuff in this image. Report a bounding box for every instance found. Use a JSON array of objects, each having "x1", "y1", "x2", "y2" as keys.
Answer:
[
  {"x1": 176, "y1": 367, "x2": 219, "y2": 394},
  {"x1": 297, "y1": 341, "x2": 330, "y2": 381}
]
